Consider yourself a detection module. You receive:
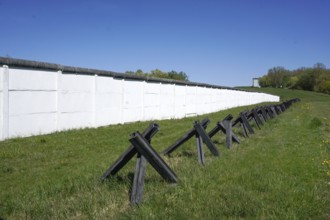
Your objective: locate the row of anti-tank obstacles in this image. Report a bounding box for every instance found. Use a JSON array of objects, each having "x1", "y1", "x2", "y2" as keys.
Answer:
[{"x1": 101, "y1": 98, "x2": 301, "y2": 206}]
